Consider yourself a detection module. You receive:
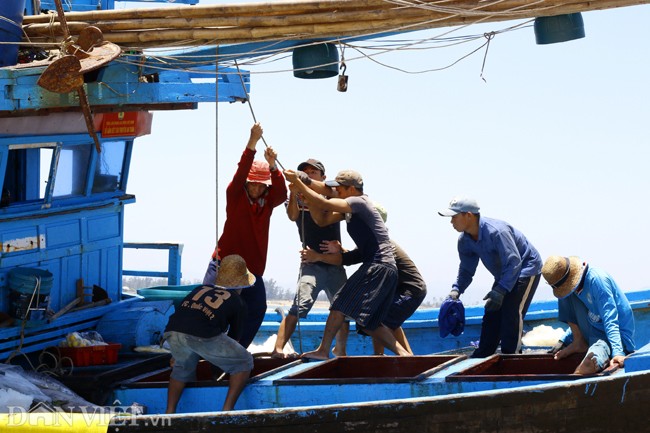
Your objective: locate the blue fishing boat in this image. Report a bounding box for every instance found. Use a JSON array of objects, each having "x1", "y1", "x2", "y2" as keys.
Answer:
[{"x1": 2, "y1": 0, "x2": 650, "y2": 432}]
